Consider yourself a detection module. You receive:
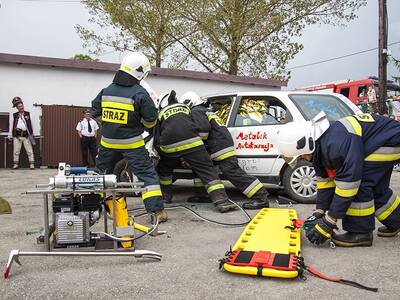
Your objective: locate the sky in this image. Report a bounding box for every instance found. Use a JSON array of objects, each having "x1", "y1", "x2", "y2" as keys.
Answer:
[{"x1": 0, "y1": 0, "x2": 399, "y2": 89}]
